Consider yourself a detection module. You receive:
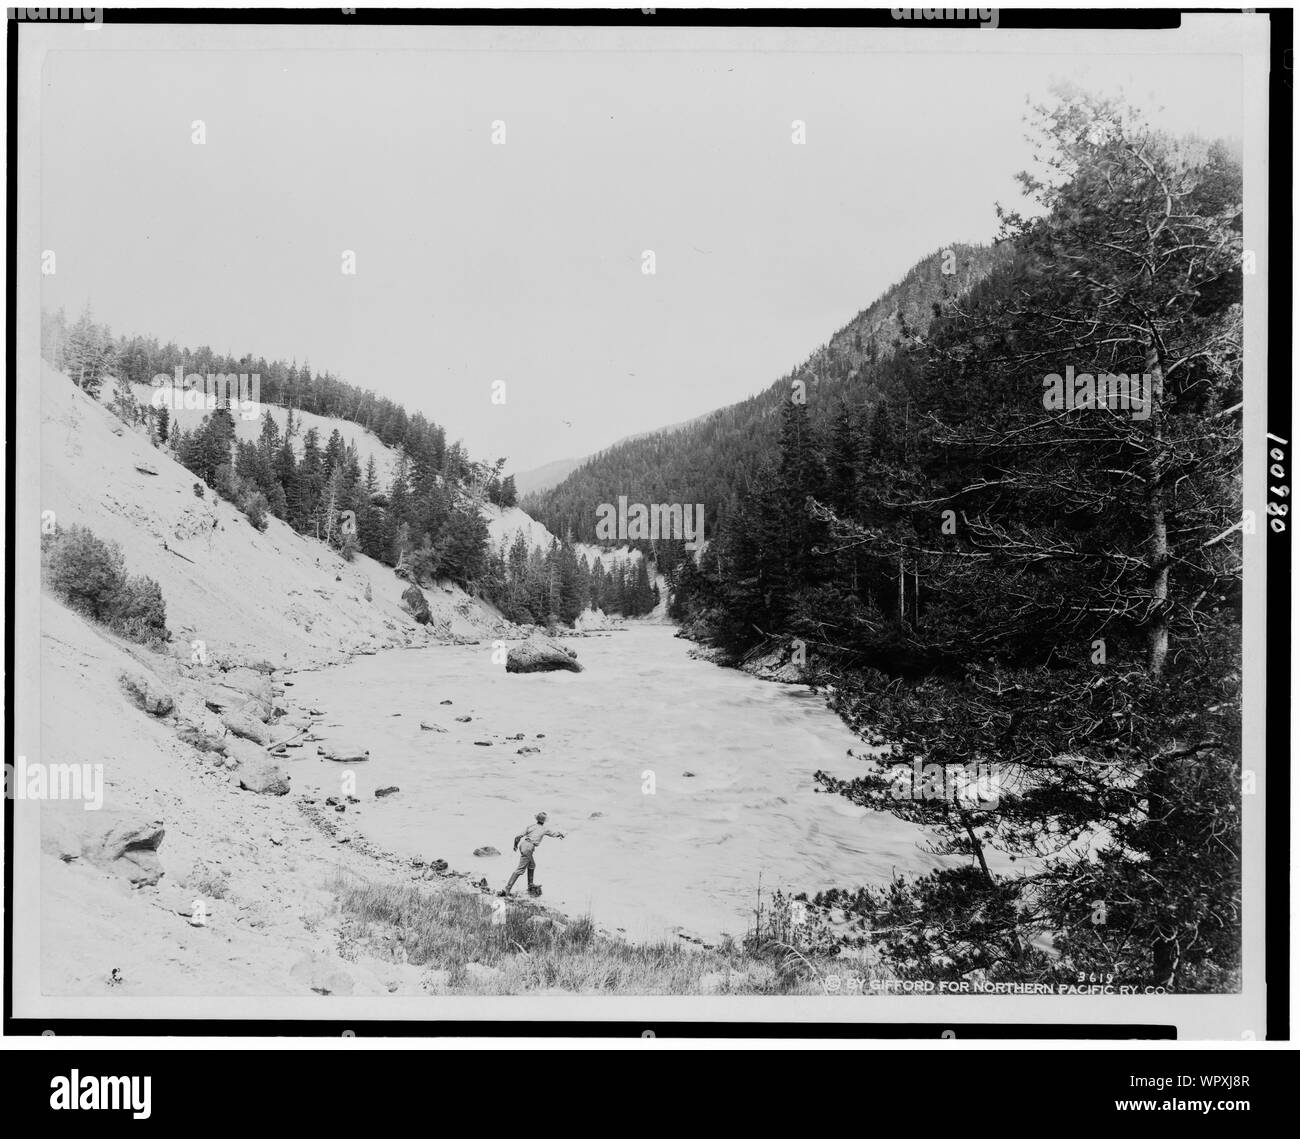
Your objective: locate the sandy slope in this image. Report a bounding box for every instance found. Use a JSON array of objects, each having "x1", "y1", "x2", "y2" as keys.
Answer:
[
  {"x1": 49, "y1": 365, "x2": 505, "y2": 665},
  {"x1": 482, "y1": 502, "x2": 560, "y2": 555},
  {"x1": 139, "y1": 378, "x2": 560, "y2": 566},
  {"x1": 36, "y1": 367, "x2": 524, "y2": 999},
  {"x1": 38, "y1": 595, "x2": 395, "y2": 997}
]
